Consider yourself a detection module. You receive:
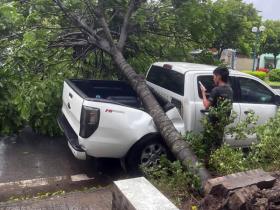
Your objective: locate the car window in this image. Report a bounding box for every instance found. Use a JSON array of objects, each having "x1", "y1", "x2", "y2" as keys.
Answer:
[
  {"x1": 237, "y1": 77, "x2": 274, "y2": 104},
  {"x1": 146, "y1": 65, "x2": 185, "y2": 96},
  {"x1": 197, "y1": 75, "x2": 236, "y2": 101}
]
